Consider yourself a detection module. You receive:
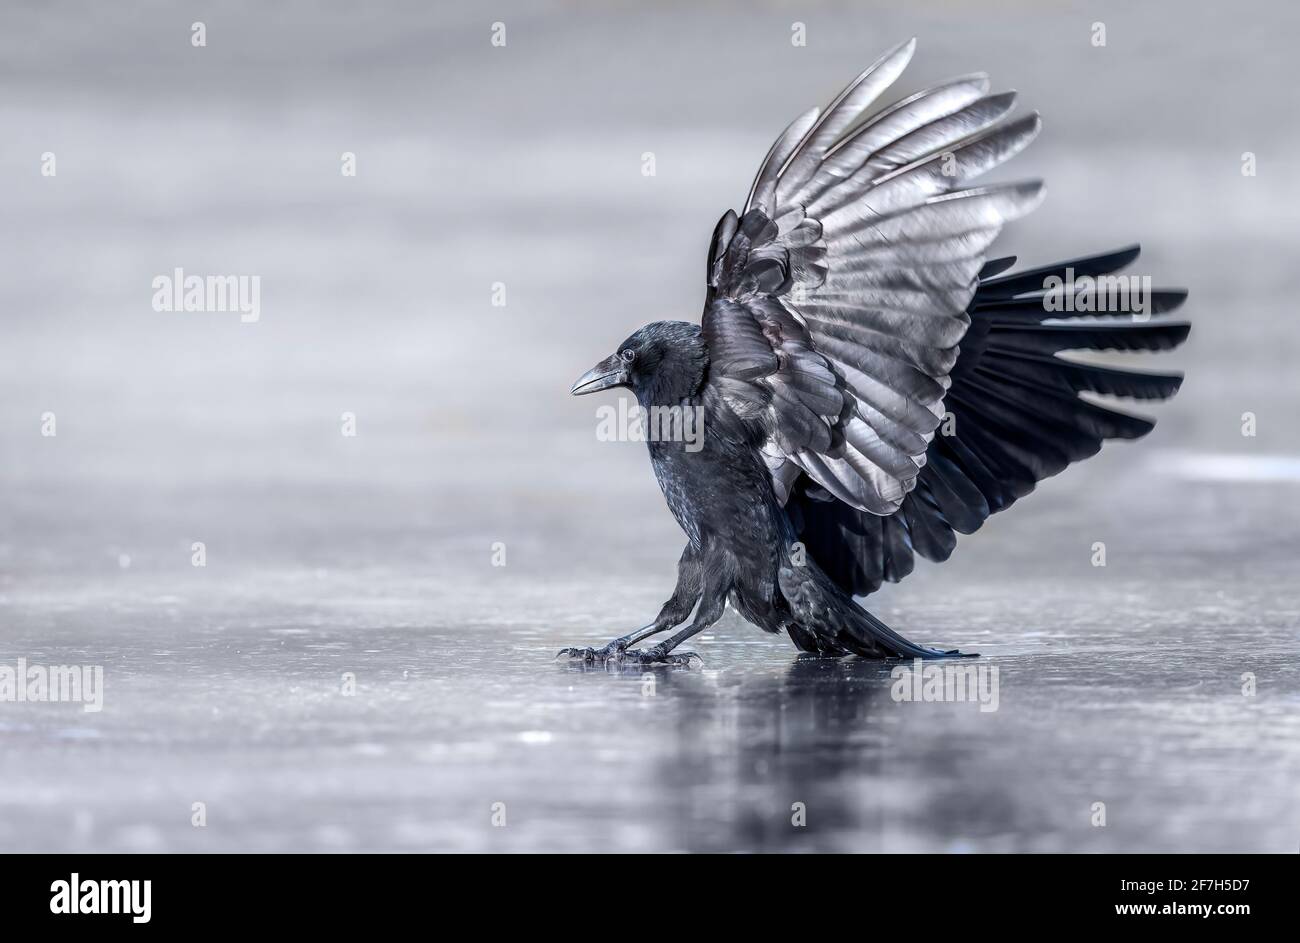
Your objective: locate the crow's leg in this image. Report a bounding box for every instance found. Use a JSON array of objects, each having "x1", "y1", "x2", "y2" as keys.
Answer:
[
  {"x1": 621, "y1": 571, "x2": 728, "y2": 666},
  {"x1": 558, "y1": 544, "x2": 702, "y2": 662},
  {"x1": 558, "y1": 620, "x2": 663, "y2": 662}
]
